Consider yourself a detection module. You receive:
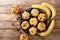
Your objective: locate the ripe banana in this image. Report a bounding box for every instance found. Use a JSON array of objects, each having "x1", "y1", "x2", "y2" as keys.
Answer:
[
  {"x1": 41, "y1": 3, "x2": 56, "y2": 19},
  {"x1": 38, "y1": 20, "x2": 55, "y2": 36},
  {"x1": 31, "y1": 5, "x2": 51, "y2": 19}
]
